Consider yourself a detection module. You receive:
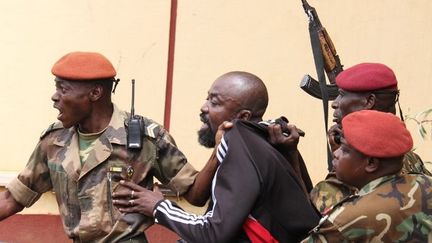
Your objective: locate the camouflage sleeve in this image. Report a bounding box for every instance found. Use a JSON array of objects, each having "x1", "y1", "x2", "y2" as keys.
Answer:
[
  {"x1": 402, "y1": 151, "x2": 432, "y2": 176},
  {"x1": 152, "y1": 127, "x2": 198, "y2": 196},
  {"x1": 6, "y1": 139, "x2": 52, "y2": 207},
  {"x1": 310, "y1": 172, "x2": 357, "y2": 214}
]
